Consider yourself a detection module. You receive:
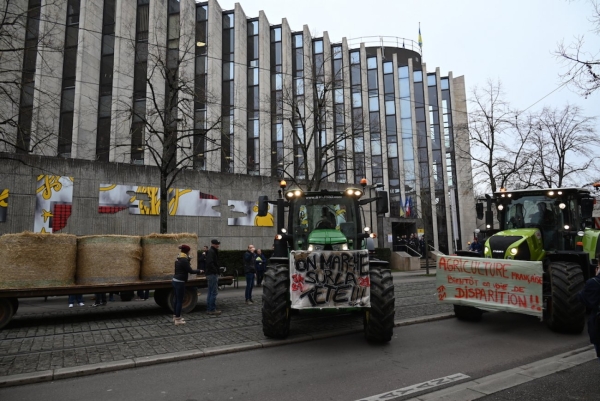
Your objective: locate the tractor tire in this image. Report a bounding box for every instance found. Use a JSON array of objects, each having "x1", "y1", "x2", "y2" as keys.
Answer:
[
  {"x1": 453, "y1": 304, "x2": 484, "y2": 322},
  {"x1": 262, "y1": 264, "x2": 291, "y2": 339},
  {"x1": 154, "y1": 289, "x2": 170, "y2": 311},
  {"x1": 364, "y1": 268, "x2": 395, "y2": 343},
  {"x1": 167, "y1": 287, "x2": 198, "y2": 314},
  {"x1": 545, "y1": 261, "x2": 585, "y2": 334}
]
